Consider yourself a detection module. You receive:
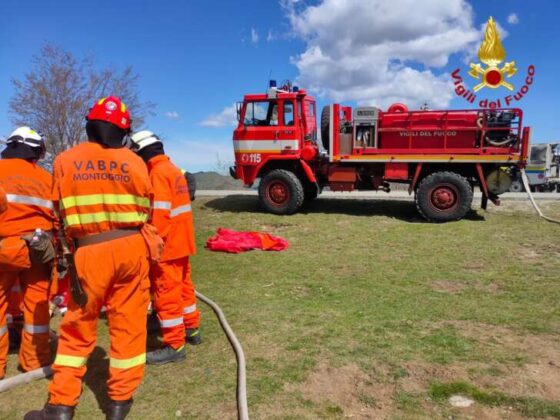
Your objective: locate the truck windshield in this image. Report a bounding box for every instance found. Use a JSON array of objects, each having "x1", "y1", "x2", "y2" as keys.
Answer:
[
  {"x1": 244, "y1": 101, "x2": 278, "y2": 126},
  {"x1": 530, "y1": 145, "x2": 547, "y2": 164}
]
